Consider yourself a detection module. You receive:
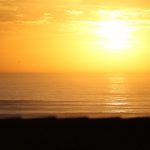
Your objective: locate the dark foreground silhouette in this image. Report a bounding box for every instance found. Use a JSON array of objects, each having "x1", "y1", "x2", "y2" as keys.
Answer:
[{"x1": 0, "y1": 117, "x2": 150, "y2": 150}]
